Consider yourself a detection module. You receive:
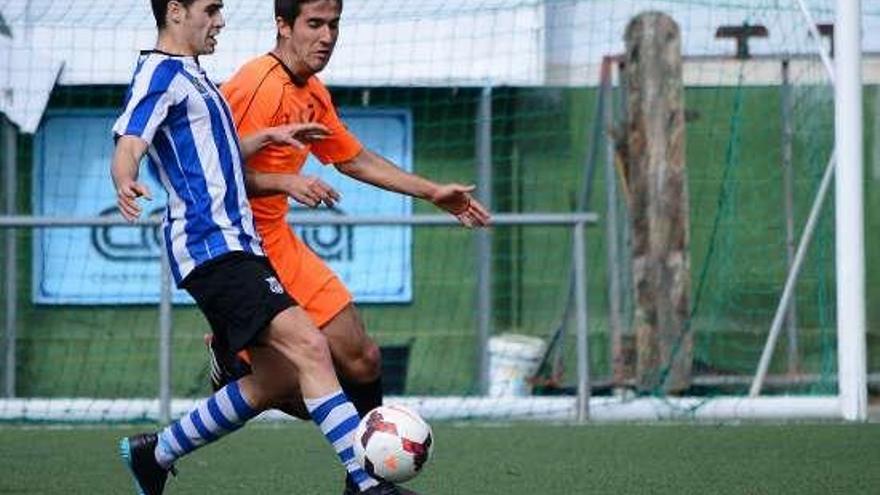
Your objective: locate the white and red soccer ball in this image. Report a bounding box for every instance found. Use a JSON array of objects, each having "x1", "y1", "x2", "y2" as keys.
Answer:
[{"x1": 353, "y1": 405, "x2": 434, "y2": 483}]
